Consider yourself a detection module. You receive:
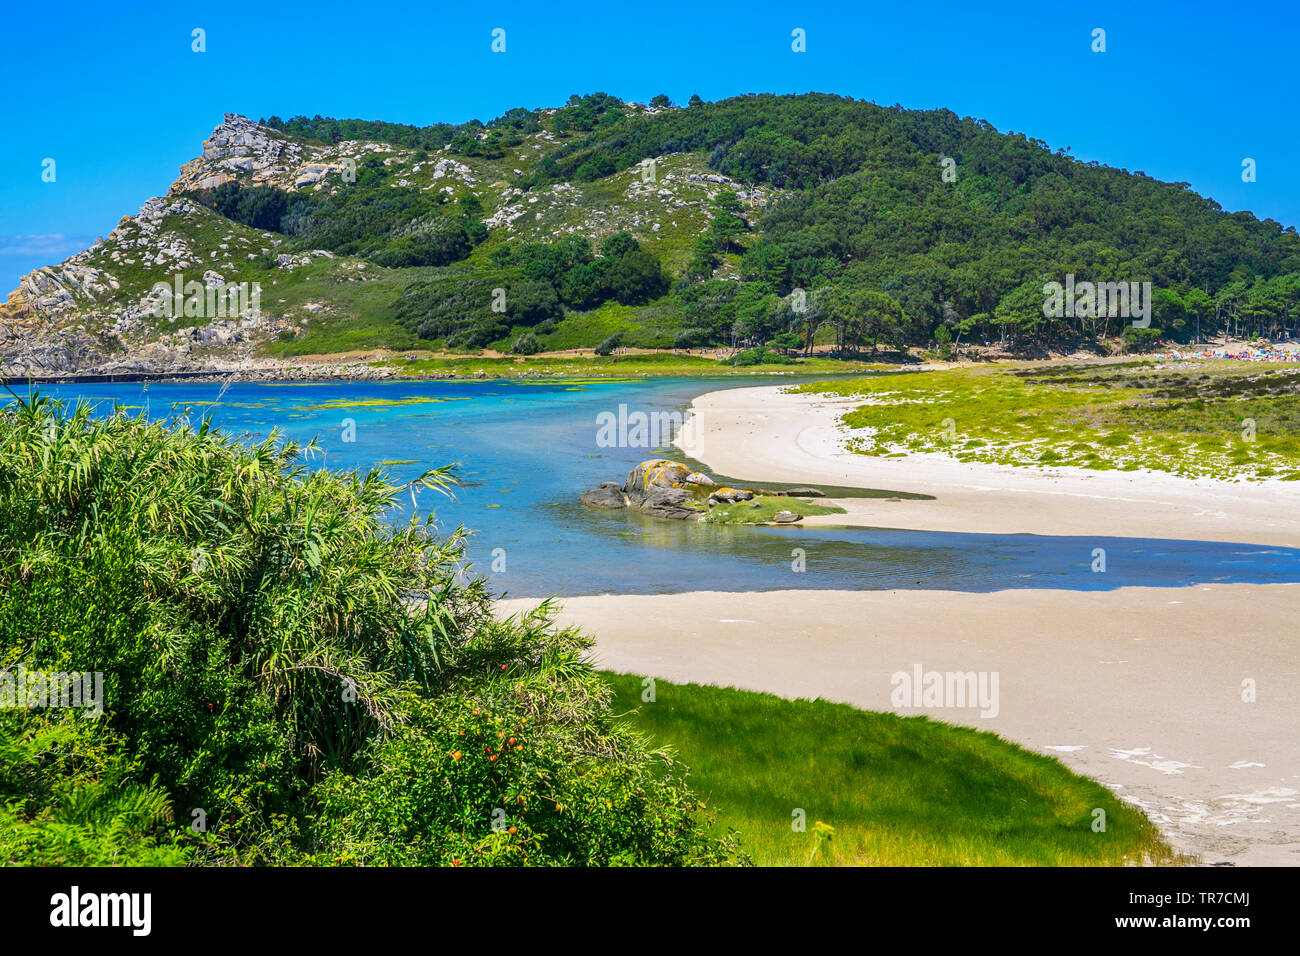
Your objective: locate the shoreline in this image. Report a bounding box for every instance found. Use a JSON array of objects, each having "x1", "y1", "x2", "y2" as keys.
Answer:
[
  {"x1": 675, "y1": 383, "x2": 1300, "y2": 548},
  {"x1": 505, "y1": 380, "x2": 1300, "y2": 865},
  {"x1": 500, "y1": 583, "x2": 1300, "y2": 866},
  {"x1": 0, "y1": 363, "x2": 862, "y2": 388}
]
